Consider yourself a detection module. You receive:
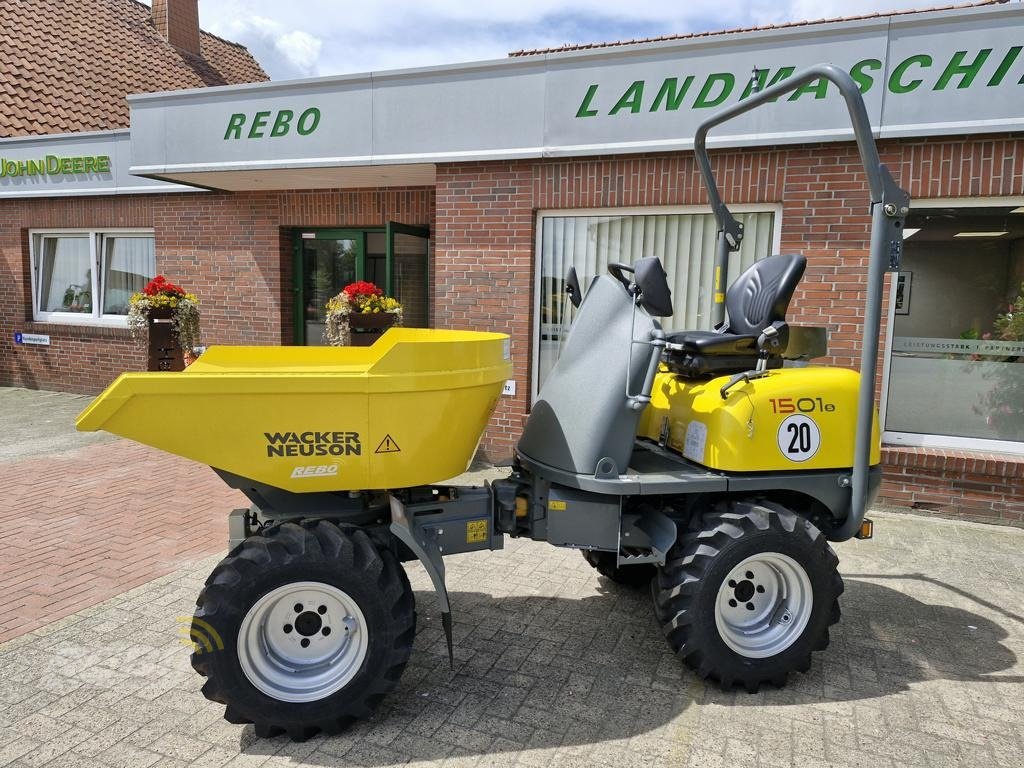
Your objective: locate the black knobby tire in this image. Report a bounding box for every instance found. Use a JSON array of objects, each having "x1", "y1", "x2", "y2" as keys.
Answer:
[
  {"x1": 582, "y1": 549, "x2": 656, "y2": 587},
  {"x1": 652, "y1": 500, "x2": 843, "y2": 692},
  {"x1": 190, "y1": 520, "x2": 416, "y2": 741}
]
